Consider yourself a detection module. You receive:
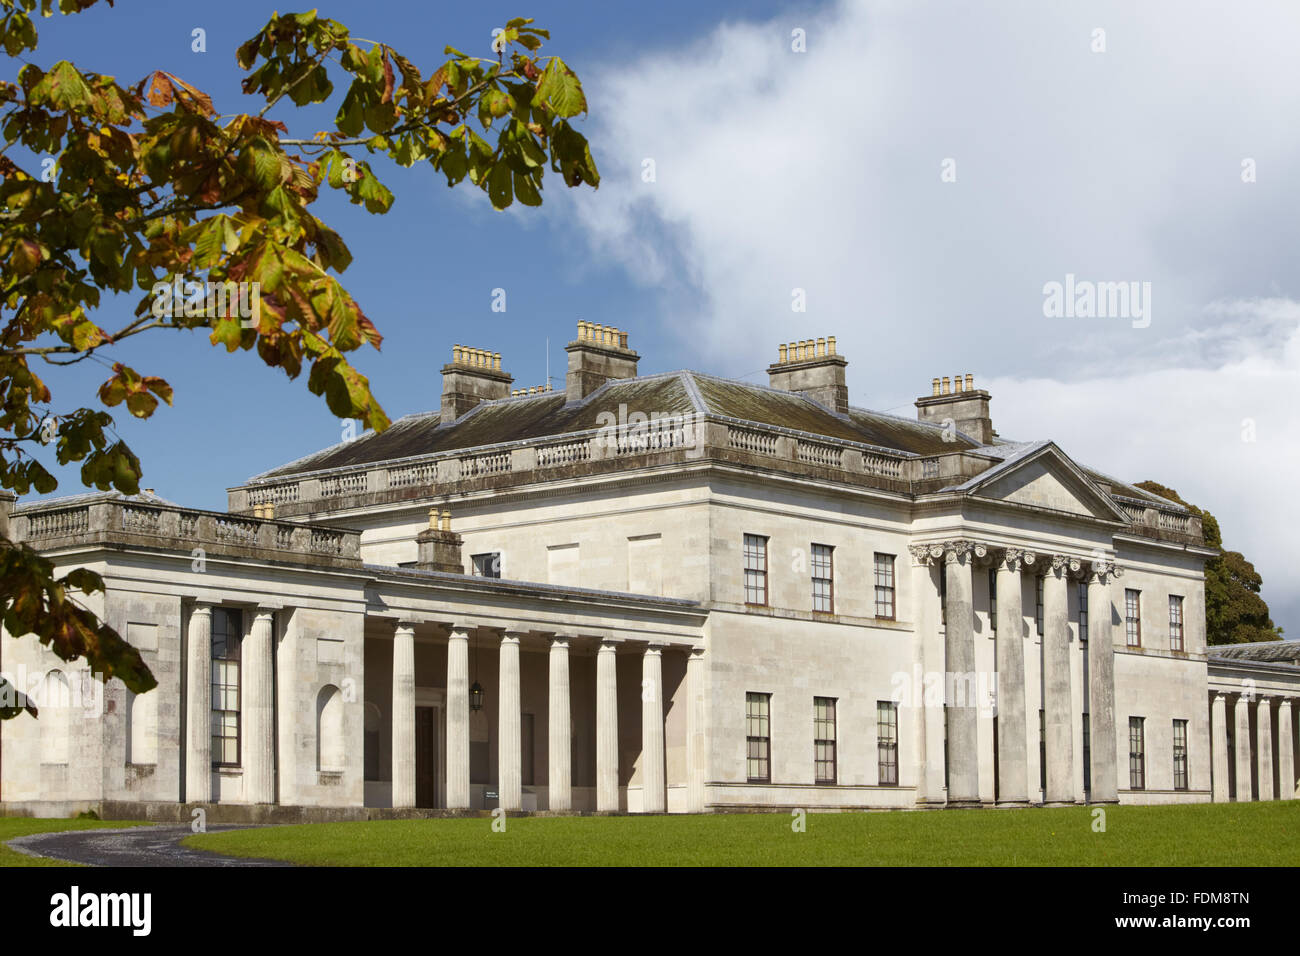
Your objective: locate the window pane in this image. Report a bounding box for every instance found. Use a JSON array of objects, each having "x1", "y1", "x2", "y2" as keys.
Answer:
[{"x1": 874, "y1": 553, "x2": 896, "y2": 619}]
